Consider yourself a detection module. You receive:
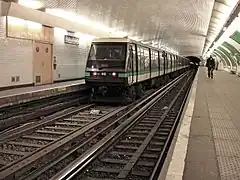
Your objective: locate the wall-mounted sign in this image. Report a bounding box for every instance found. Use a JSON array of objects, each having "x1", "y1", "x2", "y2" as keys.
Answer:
[{"x1": 64, "y1": 35, "x2": 79, "y2": 45}]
